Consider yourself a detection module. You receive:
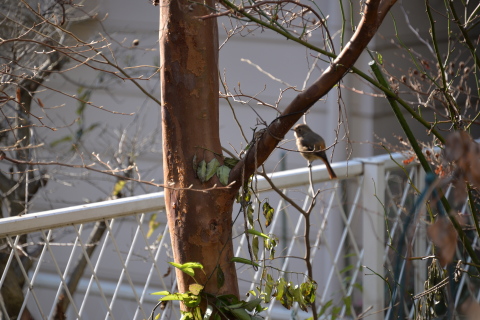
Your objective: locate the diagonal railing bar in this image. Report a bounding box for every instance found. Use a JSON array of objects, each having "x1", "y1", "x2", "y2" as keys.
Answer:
[
  {"x1": 340, "y1": 177, "x2": 364, "y2": 258},
  {"x1": 134, "y1": 213, "x2": 171, "y2": 320},
  {"x1": 330, "y1": 177, "x2": 364, "y2": 318},
  {"x1": 265, "y1": 192, "x2": 311, "y2": 318},
  {"x1": 0, "y1": 234, "x2": 18, "y2": 319},
  {"x1": 74, "y1": 222, "x2": 114, "y2": 318},
  {"x1": 309, "y1": 181, "x2": 341, "y2": 262},
  {"x1": 107, "y1": 213, "x2": 149, "y2": 320},
  {"x1": 383, "y1": 169, "x2": 415, "y2": 251},
  {"x1": 5, "y1": 152, "x2": 476, "y2": 320},
  {"x1": 103, "y1": 219, "x2": 146, "y2": 320},
  {"x1": 382, "y1": 168, "x2": 417, "y2": 288},
  {"x1": 7, "y1": 235, "x2": 47, "y2": 319},
  {"x1": 243, "y1": 191, "x2": 288, "y2": 298},
  {"x1": 454, "y1": 202, "x2": 477, "y2": 307},
  {"x1": 48, "y1": 224, "x2": 84, "y2": 319},
  {"x1": 39, "y1": 229, "x2": 82, "y2": 318},
  {"x1": 340, "y1": 249, "x2": 364, "y2": 317},
  {"x1": 318, "y1": 187, "x2": 355, "y2": 305},
  {"x1": 322, "y1": 180, "x2": 363, "y2": 305}
]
